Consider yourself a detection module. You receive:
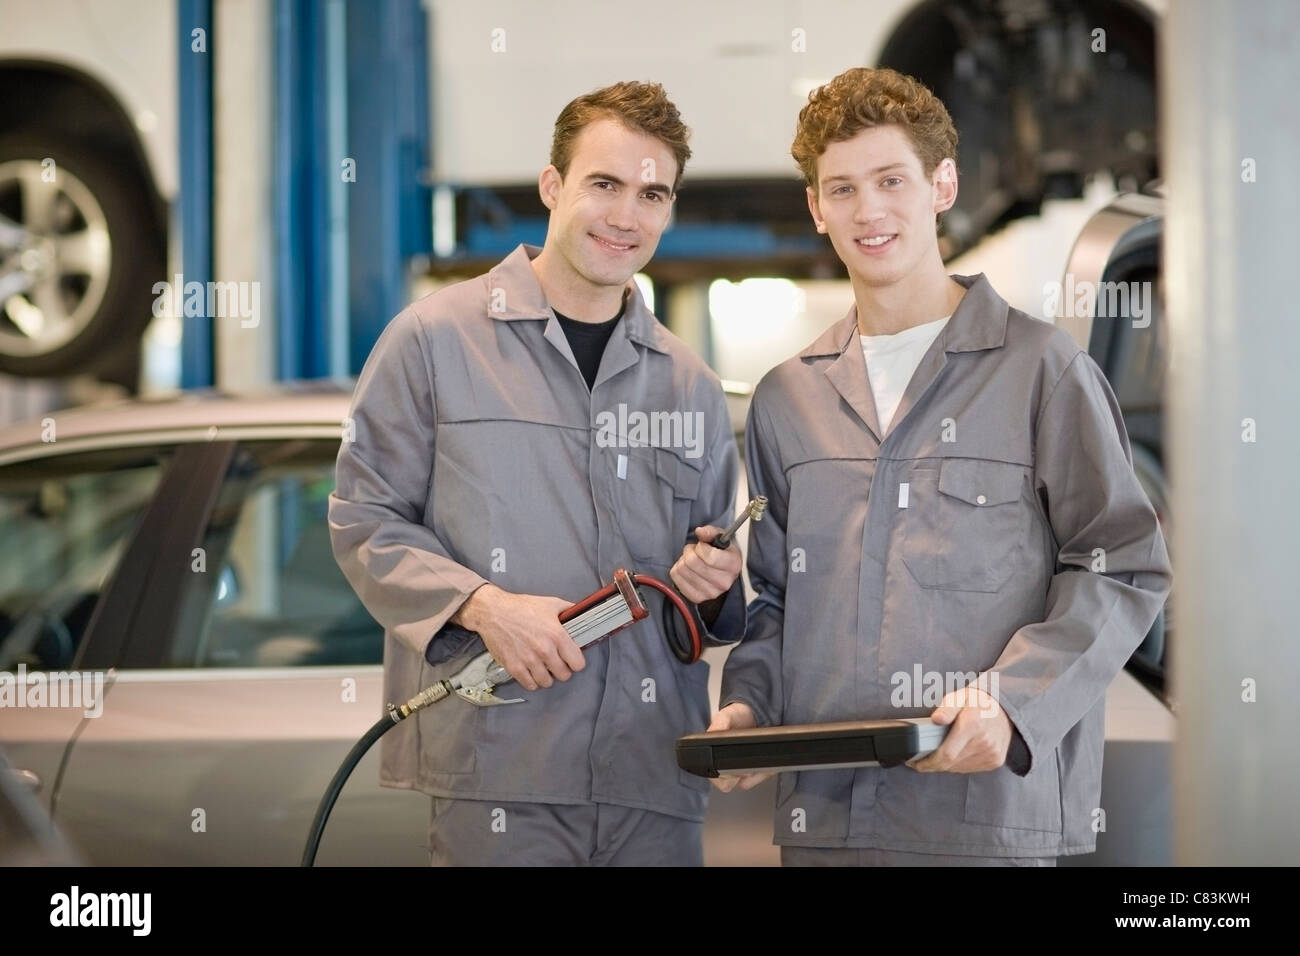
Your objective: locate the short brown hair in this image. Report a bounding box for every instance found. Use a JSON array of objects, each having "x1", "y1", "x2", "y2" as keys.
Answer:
[
  {"x1": 550, "y1": 81, "x2": 692, "y2": 193},
  {"x1": 792, "y1": 67, "x2": 958, "y2": 188}
]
